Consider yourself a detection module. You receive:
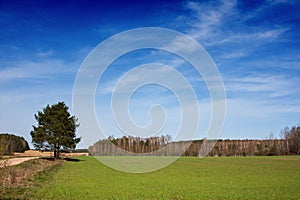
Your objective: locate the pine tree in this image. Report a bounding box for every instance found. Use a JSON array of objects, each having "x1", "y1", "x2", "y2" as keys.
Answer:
[{"x1": 30, "y1": 102, "x2": 81, "y2": 159}]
